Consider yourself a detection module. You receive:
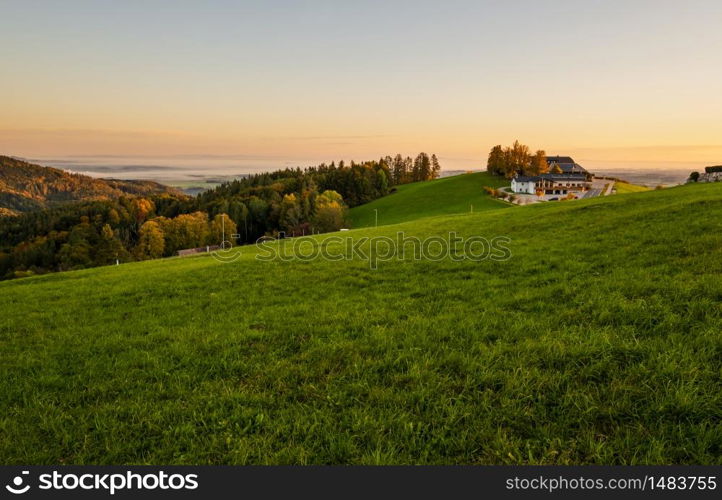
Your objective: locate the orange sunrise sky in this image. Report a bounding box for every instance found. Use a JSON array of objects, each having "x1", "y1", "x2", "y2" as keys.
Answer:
[{"x1": 2, "y1": 0, "x2": 722, "y2": 172}]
